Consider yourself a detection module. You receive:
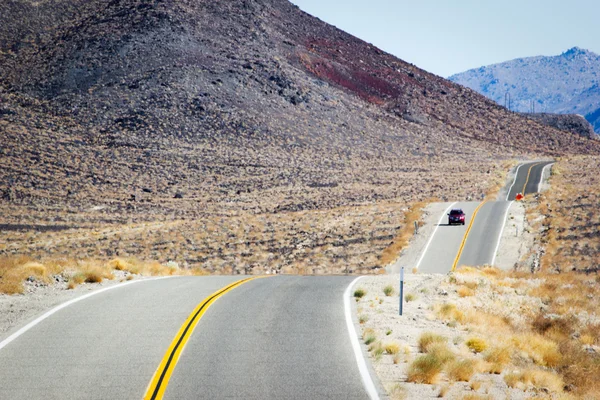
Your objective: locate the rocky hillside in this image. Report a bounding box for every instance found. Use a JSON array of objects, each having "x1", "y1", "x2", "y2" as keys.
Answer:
[
  {"x1": 0, "y1": 0, "x2": 598, "y2": 227},
  {"x1": 449, "y1": 47, "x2": 600, "y2": 134},
  {"x1": 519, "y1": 113, "x2": 596, "y2": 139}
]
